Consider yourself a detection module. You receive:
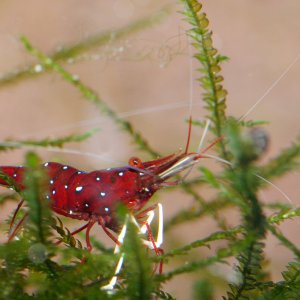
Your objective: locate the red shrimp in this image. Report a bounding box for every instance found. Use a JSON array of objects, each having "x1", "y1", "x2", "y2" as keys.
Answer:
[{"x1": 0, "y1": 124, "x2": 221, "y2": 250}]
